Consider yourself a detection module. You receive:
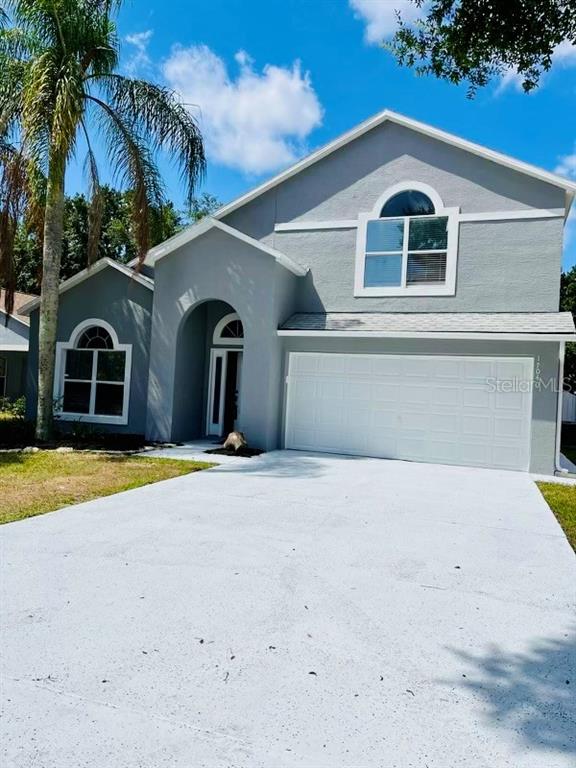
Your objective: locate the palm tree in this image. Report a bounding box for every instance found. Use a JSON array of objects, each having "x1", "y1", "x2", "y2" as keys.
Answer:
[{"x1": 0, "y1": 0, "x2": 205, "y2": 439}]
